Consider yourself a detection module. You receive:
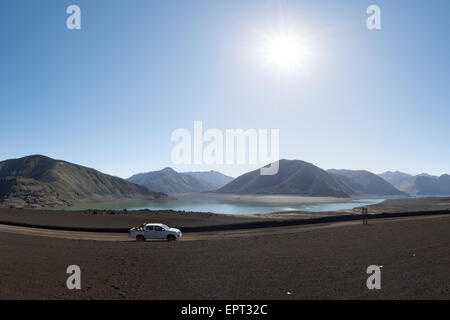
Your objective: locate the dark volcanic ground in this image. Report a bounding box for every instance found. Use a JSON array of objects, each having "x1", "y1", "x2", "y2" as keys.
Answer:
[
  {"x1": 0, "y1": 207, "x2": 339, "y2": 231},
  {"x1": 0, "y1": 215, "x2": 449, "y2": 300},
  {"x1": 0, "y1": 207, "x2": 267, "y2": 229}
]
